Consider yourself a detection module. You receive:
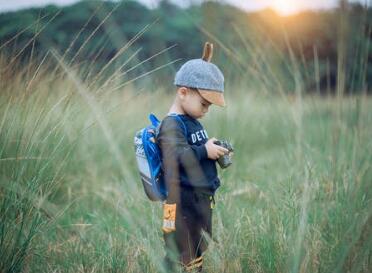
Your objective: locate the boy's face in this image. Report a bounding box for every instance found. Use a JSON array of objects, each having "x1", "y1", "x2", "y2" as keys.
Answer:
[{"x1": 179, "y1": 88, "x2": 211, "y2": 119}]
